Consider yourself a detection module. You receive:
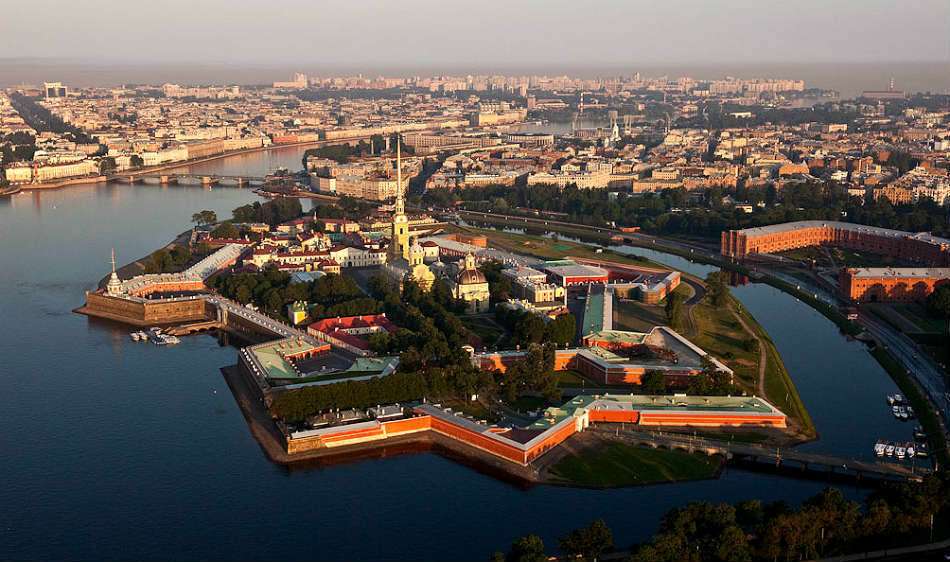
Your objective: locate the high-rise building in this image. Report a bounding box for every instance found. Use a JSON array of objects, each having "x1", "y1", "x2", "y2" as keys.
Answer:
[{"x1": 44, "y1": 82, "x2": 68, "y2": 99}]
